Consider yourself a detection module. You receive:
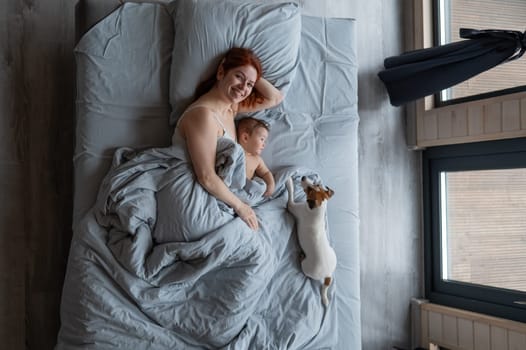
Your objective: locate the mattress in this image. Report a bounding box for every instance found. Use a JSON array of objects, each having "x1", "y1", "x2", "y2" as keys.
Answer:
[{"x1": 59, "y1": 1, "x2": 360, "y2": 348}]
